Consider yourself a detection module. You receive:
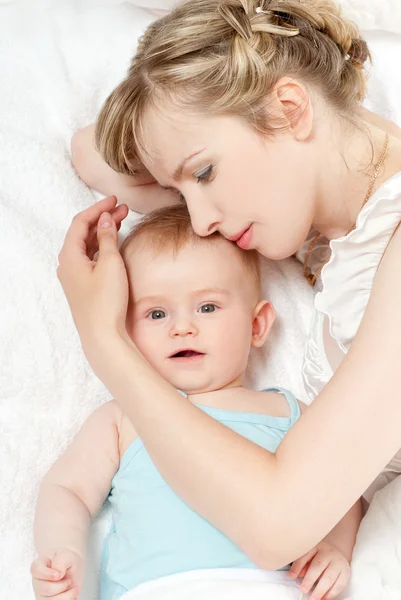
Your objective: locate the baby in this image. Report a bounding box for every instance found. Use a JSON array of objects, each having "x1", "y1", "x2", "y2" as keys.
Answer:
[{"x1": 31, "y1": 205, "x2": 361, "y2": 600}]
